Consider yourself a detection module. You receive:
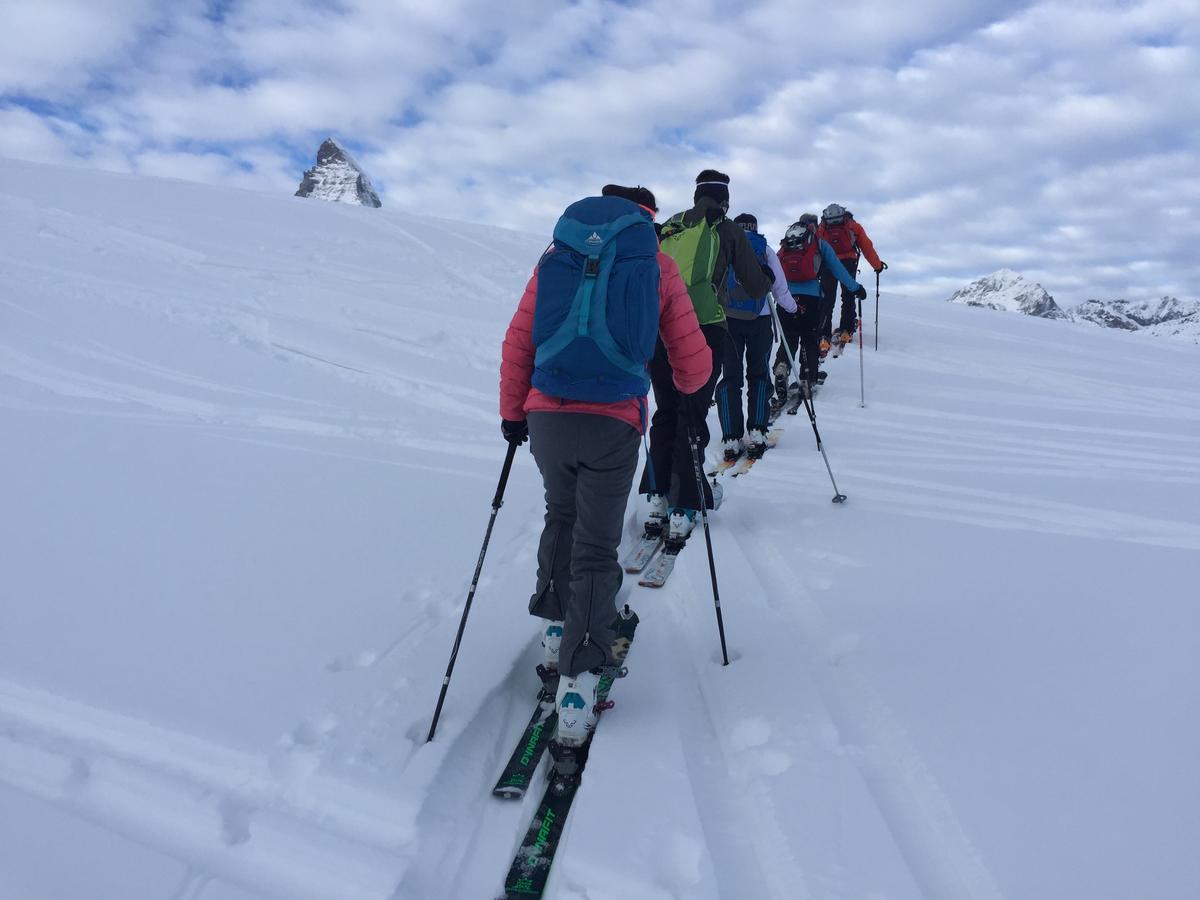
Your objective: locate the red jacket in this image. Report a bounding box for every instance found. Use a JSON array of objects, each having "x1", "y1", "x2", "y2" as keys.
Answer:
[
  {"x1": 817, "y1": 218, "x2": 882, "y2": 270},
  {"x1": 500, "y1": 252, "x2": 711, "y2": 433}
]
